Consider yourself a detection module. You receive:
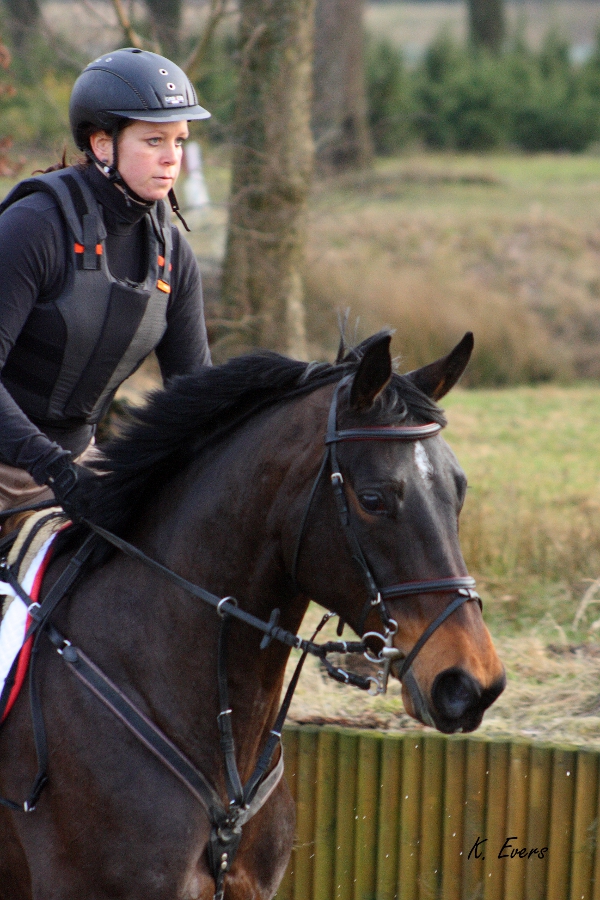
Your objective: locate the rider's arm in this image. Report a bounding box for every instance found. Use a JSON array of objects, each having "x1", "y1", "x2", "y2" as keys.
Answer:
[
  {"x1": 154, "y1": 226, "x2": 212, "y2": 382},
  {"x1": 0, "y1": 195, "x2": 71, "y2": 480}
]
